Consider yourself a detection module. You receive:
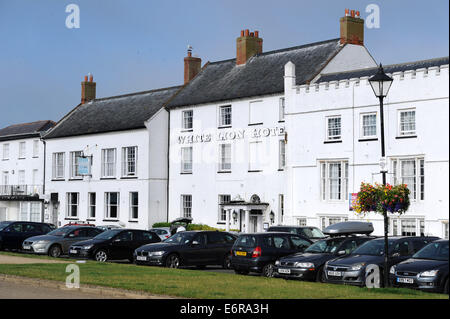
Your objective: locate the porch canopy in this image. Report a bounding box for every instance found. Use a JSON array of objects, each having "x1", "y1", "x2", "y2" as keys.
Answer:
[{"x1": 220, "y1": 195, "x2": 269, "y2": 233}]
